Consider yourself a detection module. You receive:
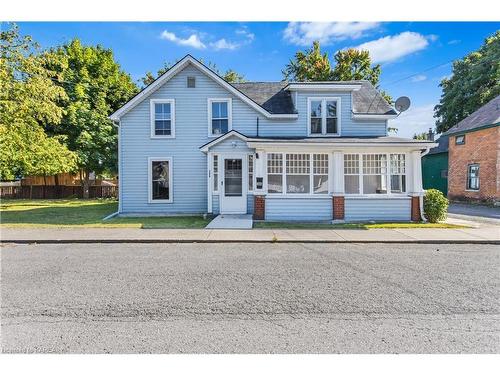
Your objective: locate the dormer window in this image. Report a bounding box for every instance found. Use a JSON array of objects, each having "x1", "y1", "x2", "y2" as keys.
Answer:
[{"x1": 307, "y1": 97, "x2": 340, "y2": 136}]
